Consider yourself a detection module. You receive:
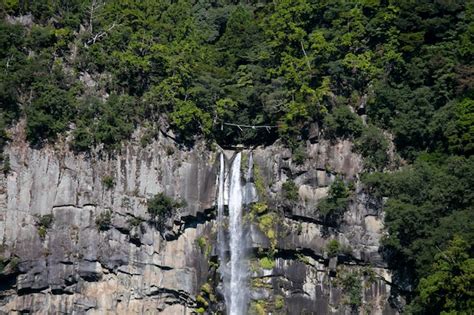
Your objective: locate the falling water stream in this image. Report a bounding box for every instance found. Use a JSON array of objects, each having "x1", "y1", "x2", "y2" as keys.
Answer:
[{"x1": 217, "y1": 152, "x2": 254, "y2": 315}]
